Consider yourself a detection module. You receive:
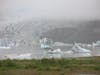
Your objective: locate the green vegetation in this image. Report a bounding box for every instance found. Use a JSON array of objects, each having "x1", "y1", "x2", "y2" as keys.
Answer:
[{"x1": 0, "y1": 57, "x2": 100, "y2": 75}]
